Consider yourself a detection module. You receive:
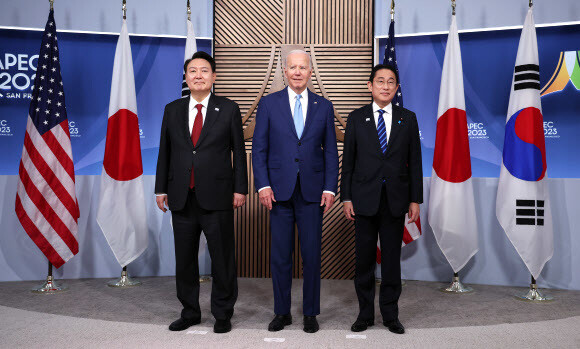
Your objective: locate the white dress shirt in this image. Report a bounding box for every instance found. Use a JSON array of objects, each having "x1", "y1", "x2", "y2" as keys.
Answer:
[
  {"x1": 287, "y1": 87, "x2": 308, "y2": 124},
  {"x1": 188, "y1": 93, "x2": 211, "y2": 133},
  {"x1": 155, "y1": 93, "x2": 211, "y2": 197},
  {"x1": 258, "y1": 88, "x2": 334, "y2": 196},
  {"x1": 373, "y1": 101, "x2": 393, "y2": 141}
]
